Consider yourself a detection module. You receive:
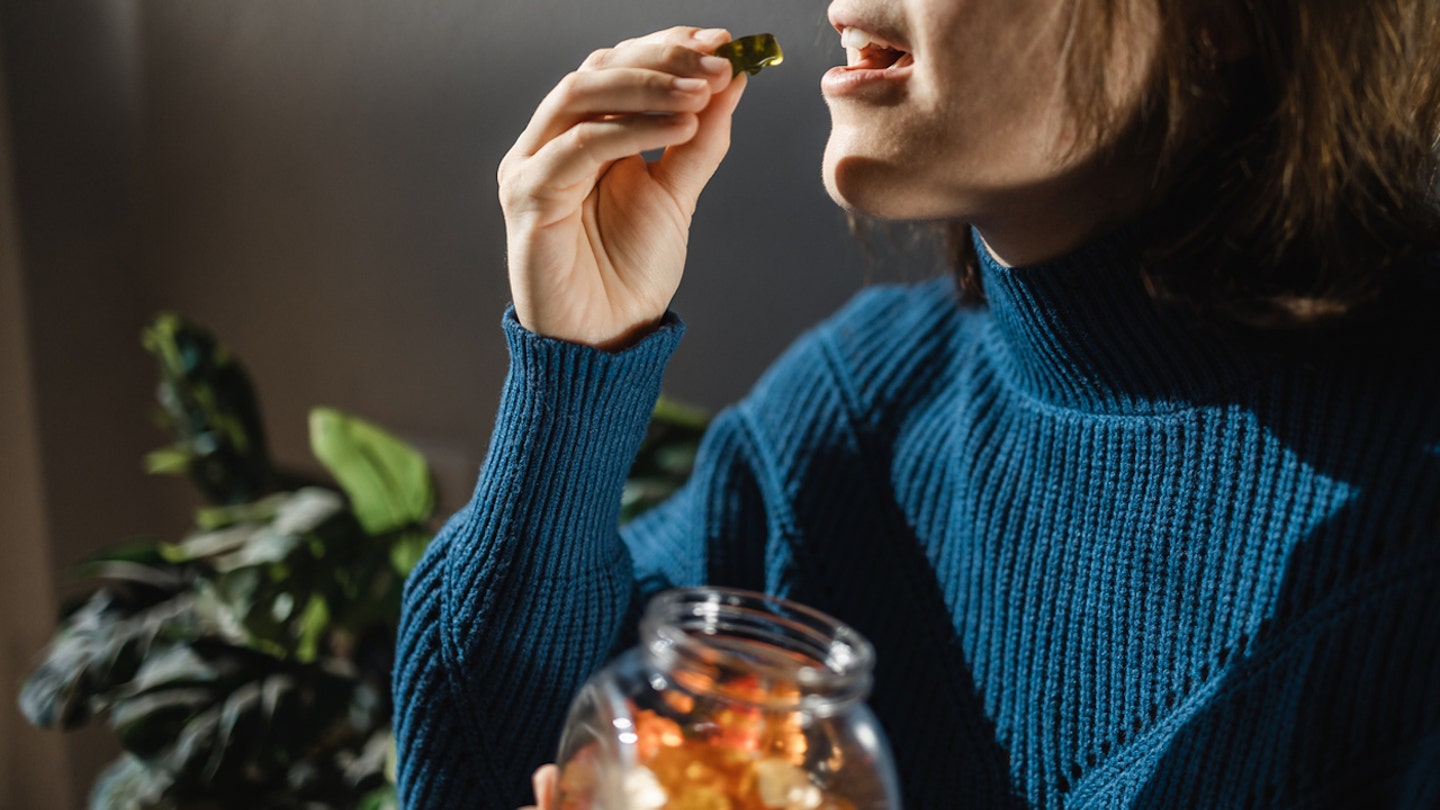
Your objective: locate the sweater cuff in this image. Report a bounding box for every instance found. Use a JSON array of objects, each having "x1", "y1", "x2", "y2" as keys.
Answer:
[
  {"x1": 489, "y1": 306, "x2": 685, "y2": 575},
  {"x1": 500, "y1": 305, "x2": 685, "y2": 406}
]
